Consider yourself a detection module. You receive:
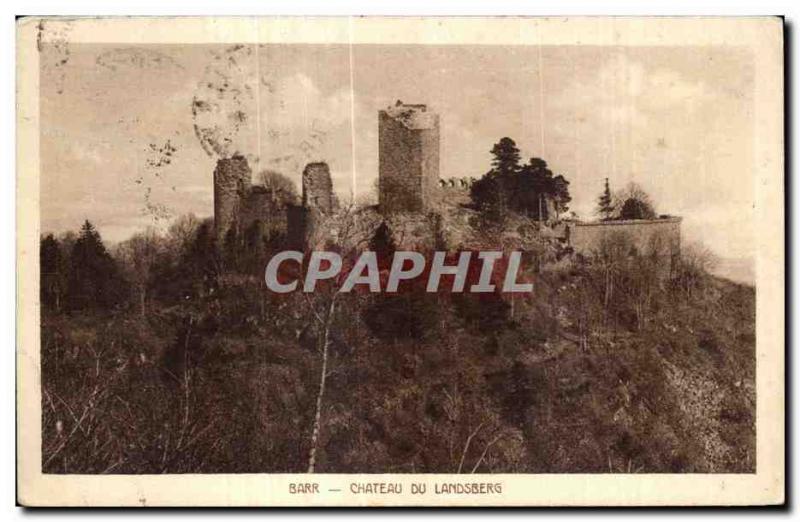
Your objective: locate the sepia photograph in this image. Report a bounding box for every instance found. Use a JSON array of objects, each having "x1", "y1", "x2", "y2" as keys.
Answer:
[{"x1": 16, "y1": 16, "x2": 784, "y2": 506}]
